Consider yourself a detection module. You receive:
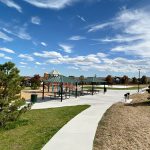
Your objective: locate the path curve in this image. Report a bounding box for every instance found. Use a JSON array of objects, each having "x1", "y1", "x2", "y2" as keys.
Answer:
[{"x1": 32, "y1": 90, "x2": 136, "y2": 150}]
